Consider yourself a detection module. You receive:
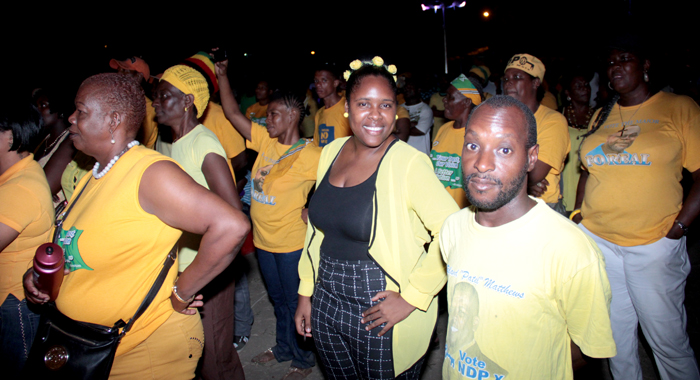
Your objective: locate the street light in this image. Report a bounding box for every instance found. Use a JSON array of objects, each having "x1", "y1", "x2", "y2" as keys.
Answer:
[{"x1": 420, "y1": 1, "x2": 466, "y2": 74}]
